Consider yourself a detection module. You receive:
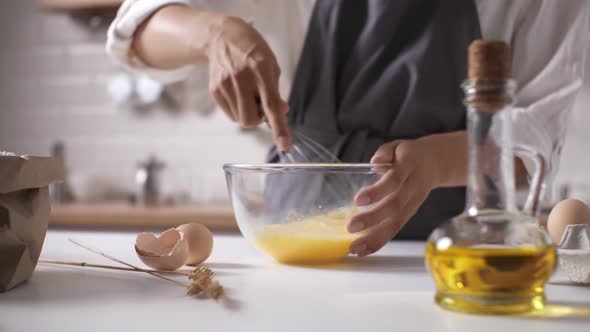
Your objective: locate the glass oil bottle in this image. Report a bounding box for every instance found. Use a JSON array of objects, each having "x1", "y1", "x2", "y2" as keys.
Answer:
[{"x1": 425, "y1": 40, "x2": 557, "y2": 315}]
